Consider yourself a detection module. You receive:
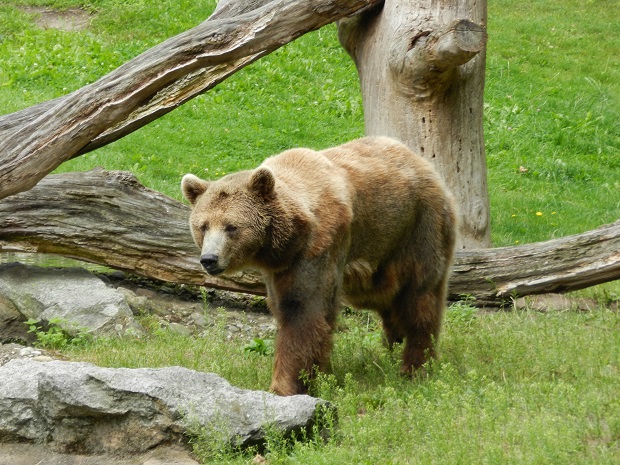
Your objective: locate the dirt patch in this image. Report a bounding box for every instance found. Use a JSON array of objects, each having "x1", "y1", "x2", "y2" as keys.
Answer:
[
  {"x1": 0, "y1": 342, "x2": 62, "y2": 366},
  {"x1": 20, "y1": 6, "x2": 92, "y2": 32},
  {"x1": 0, "y1": 443, "x2": 198, "y2": 465},
  {"x1": 100, "y1": 271, "x2": 276, "y2": 340}
]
